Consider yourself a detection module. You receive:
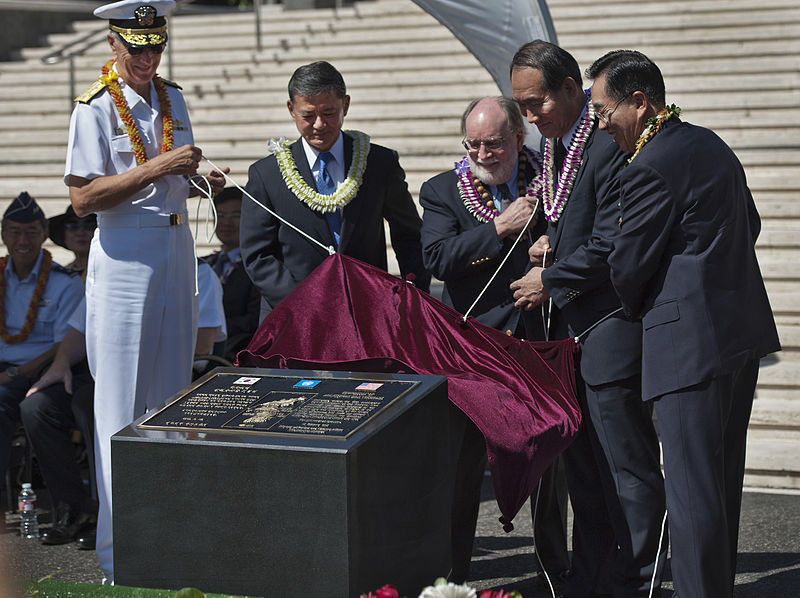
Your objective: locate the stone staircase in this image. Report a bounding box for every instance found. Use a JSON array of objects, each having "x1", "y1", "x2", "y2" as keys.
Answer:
[{"x1": 0, "y1": 0, "x2": 798, "y2": 486}]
